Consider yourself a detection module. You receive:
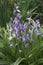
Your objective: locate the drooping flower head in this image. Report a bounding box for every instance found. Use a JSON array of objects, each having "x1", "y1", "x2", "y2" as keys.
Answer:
[{"x1": 9, "y1": 3, "x2": 41, "y2": 44}]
